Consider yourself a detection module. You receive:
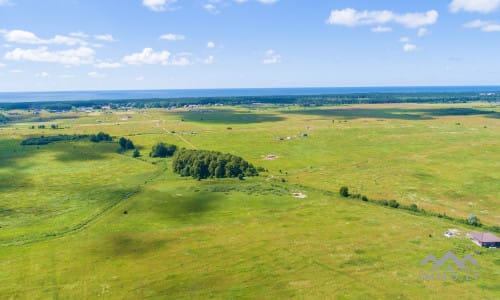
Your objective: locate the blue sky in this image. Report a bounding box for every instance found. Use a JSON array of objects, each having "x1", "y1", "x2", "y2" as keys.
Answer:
[{"x1": 1, "y1": 0, "x2": 500, "y2": 92}]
